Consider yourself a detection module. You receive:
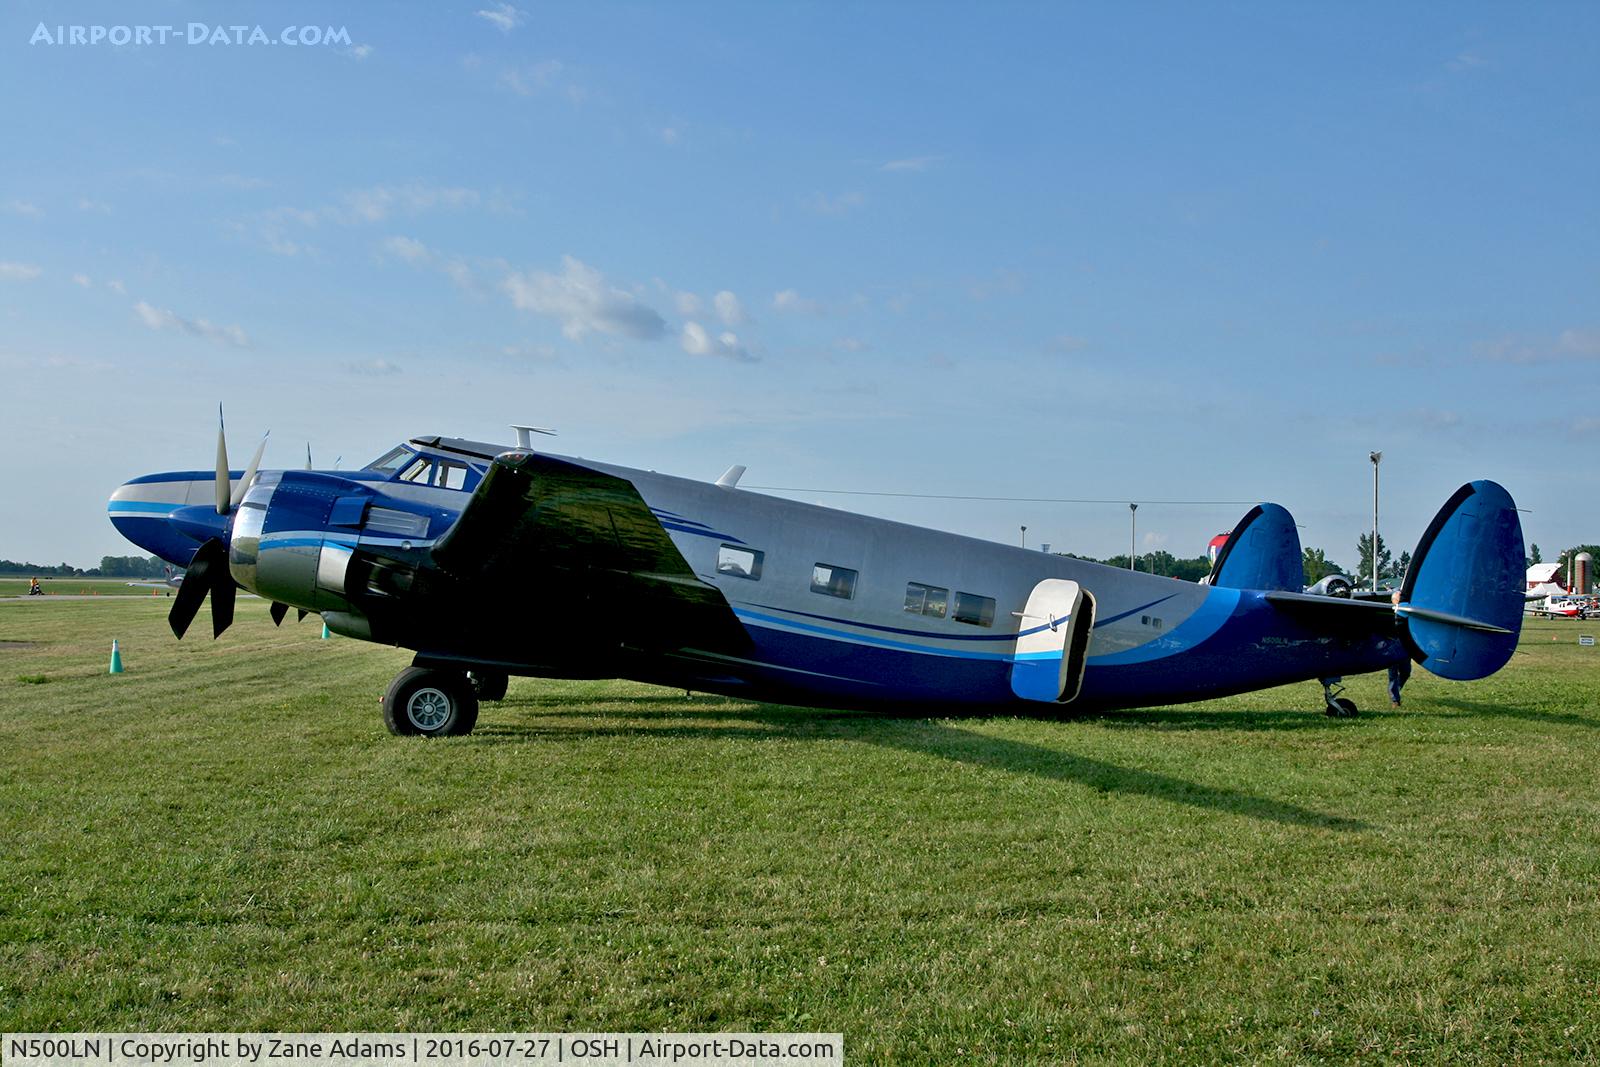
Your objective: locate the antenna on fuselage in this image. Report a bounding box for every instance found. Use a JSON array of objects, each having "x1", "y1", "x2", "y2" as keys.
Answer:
[{"x1": 512, "y1": 424, "x2": 558, "y2": 449}]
